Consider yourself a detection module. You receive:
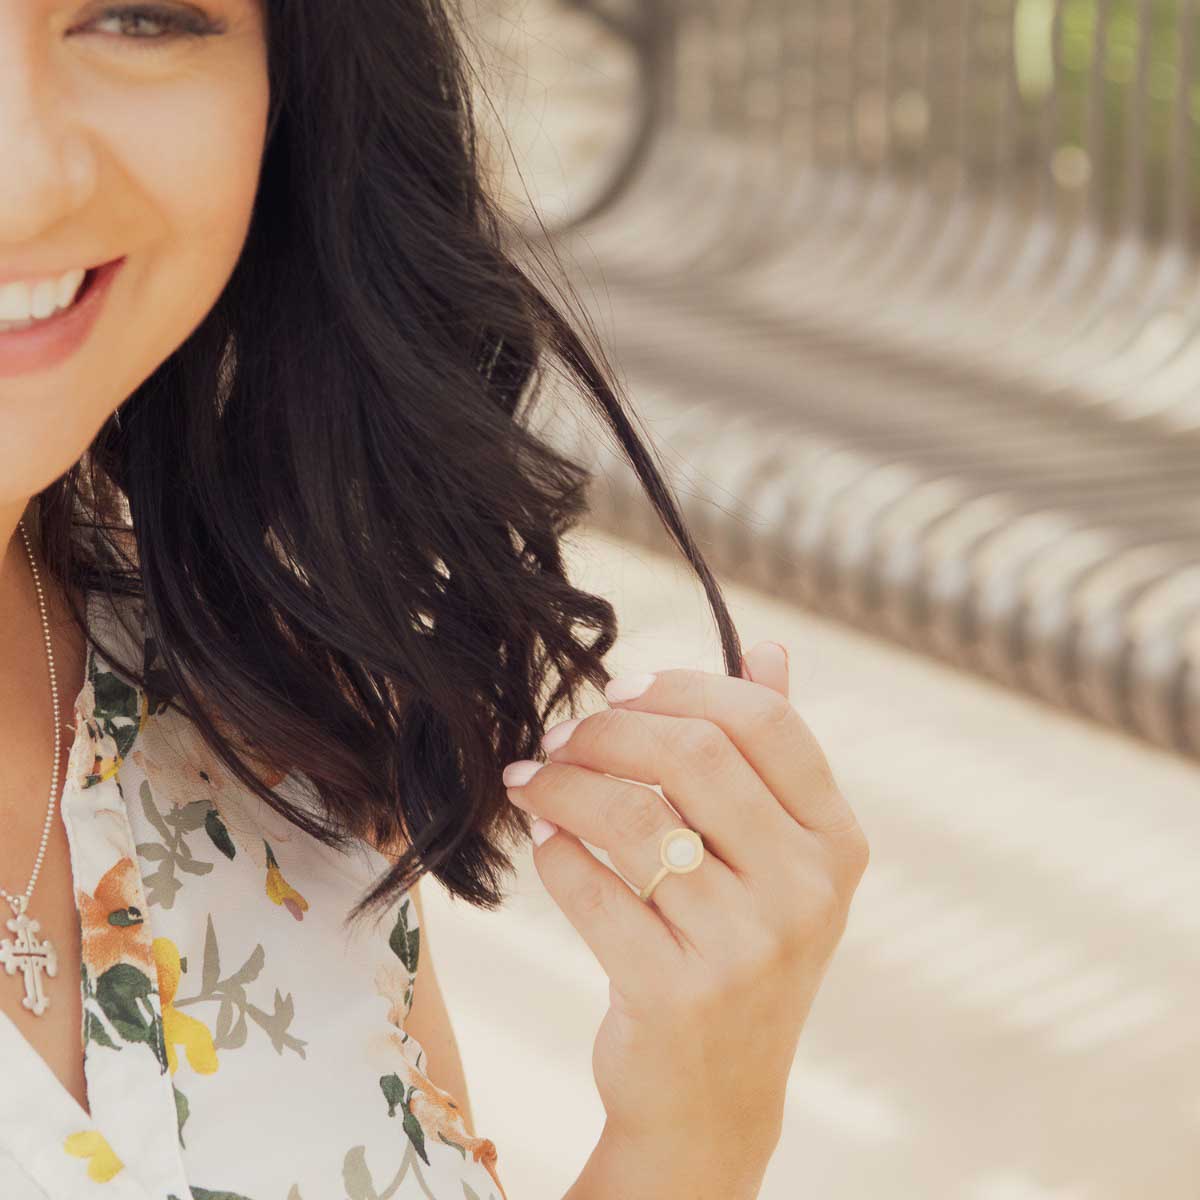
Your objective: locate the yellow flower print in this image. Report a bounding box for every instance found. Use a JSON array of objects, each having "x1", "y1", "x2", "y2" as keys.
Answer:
[
  {"x1": 264, "y1": 840, "x2": 309, "y2": 921},
  {"x1": 152, "y1": 936, "x2": 219, "y2": 1076},
  {"x1": 63, "y1": 1129, "x2": 125, "y2": 1182}
]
